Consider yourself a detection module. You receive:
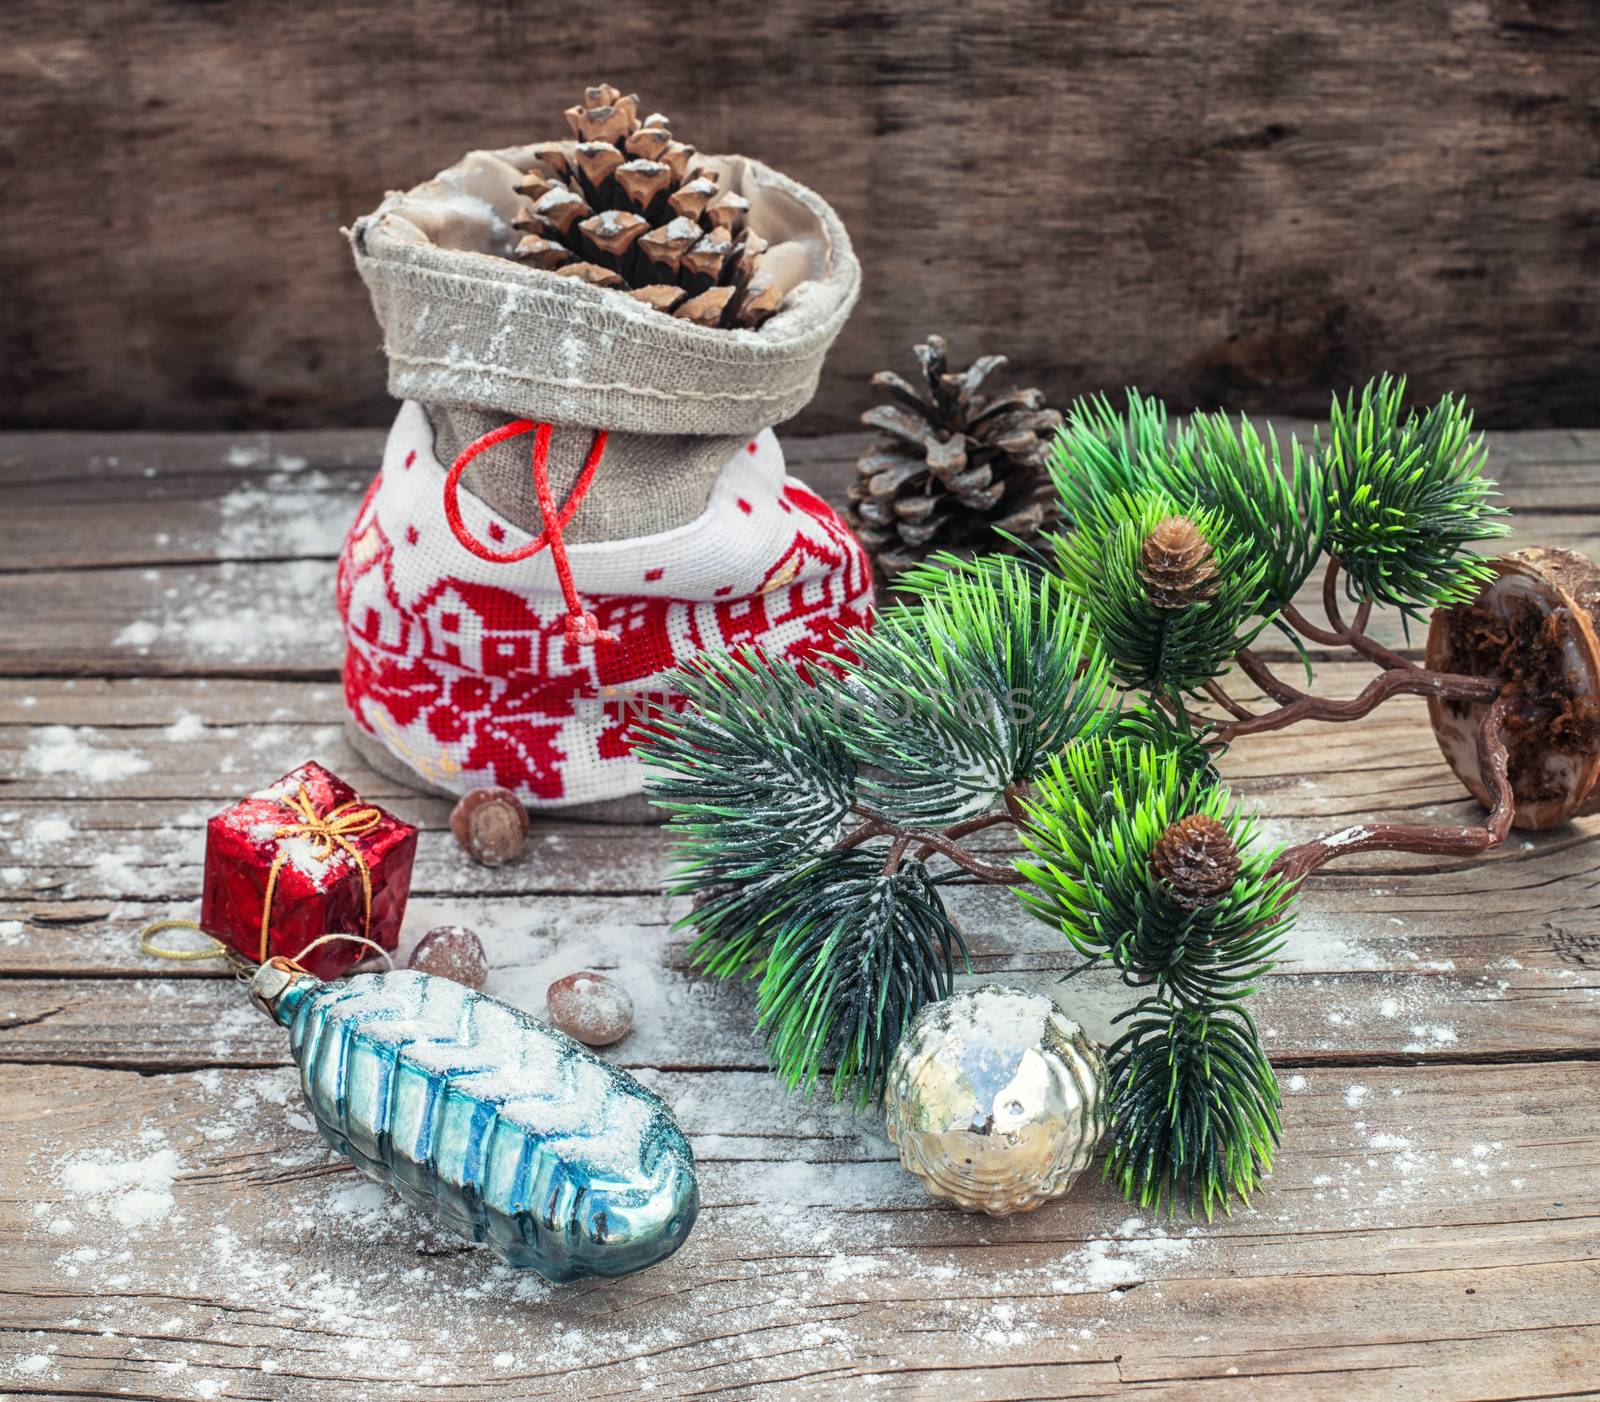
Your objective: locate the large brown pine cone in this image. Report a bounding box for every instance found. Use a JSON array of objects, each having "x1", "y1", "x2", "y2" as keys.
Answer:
[
  {"x1": 1139, "y1": 516, "x2": 1218, "y2": 609},
  {"x1": 846, "y1": 336, "x2": 1063, "y2": 576},
  {"x1": 1150, "y1": 814, "x2": 1241, "y2": 909},
  {"x1": 508, "y1": 85, "x2": 794, "y2": 329}
]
